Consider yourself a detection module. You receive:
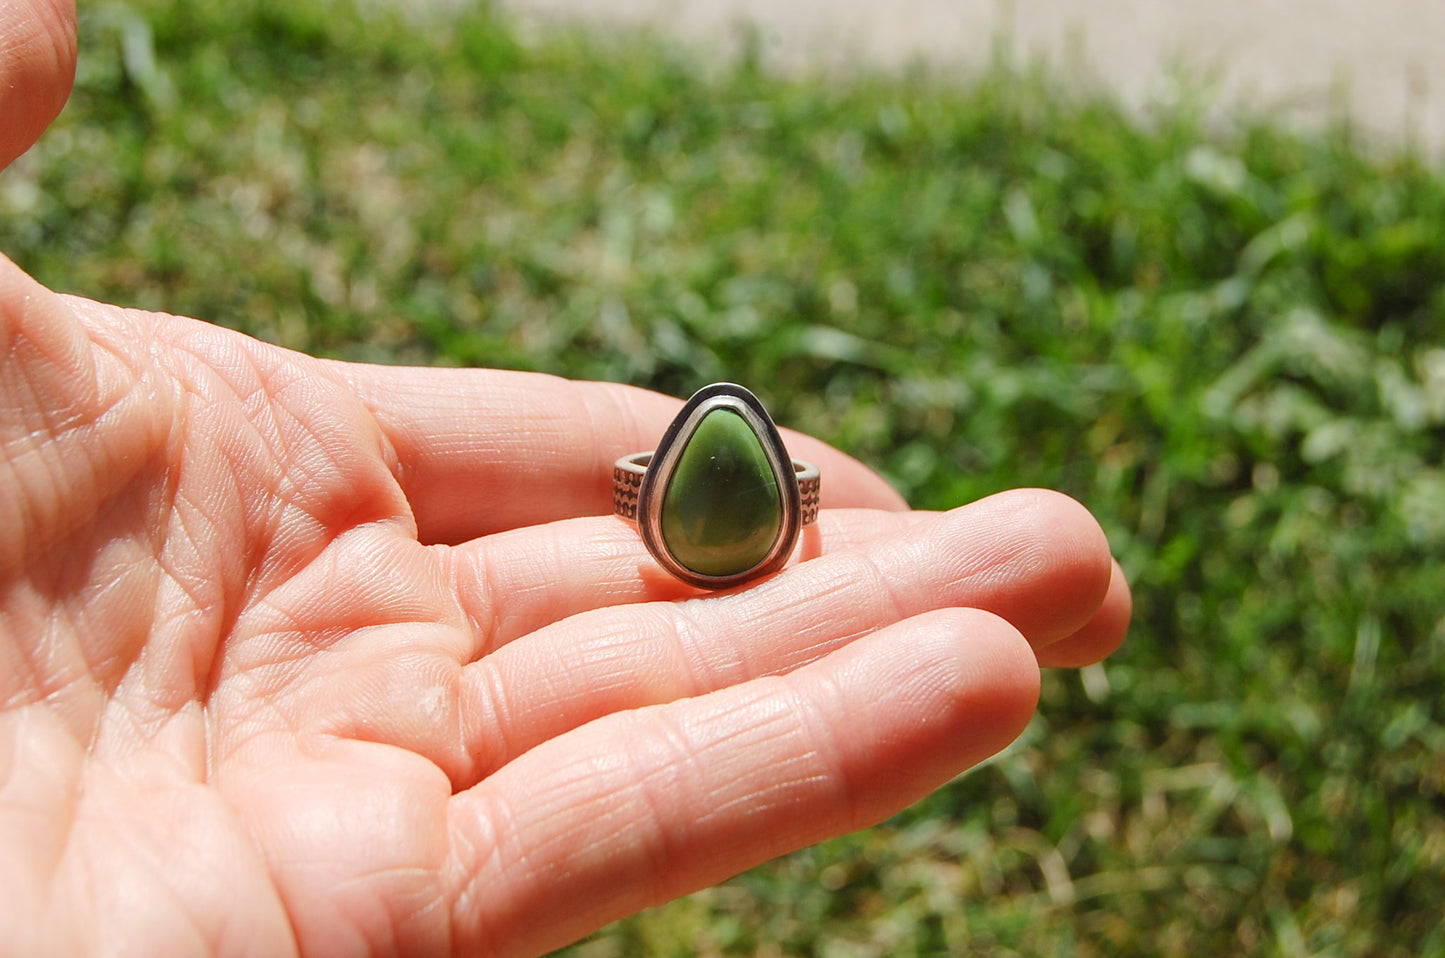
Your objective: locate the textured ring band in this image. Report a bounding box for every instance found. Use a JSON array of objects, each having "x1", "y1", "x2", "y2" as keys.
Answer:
[
  {"x1": 613, "y1": 383, "x2": 820, "y2": 589},
  {"x1": 614, "y1": 454, "x2": 821, "y2": 523}
]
